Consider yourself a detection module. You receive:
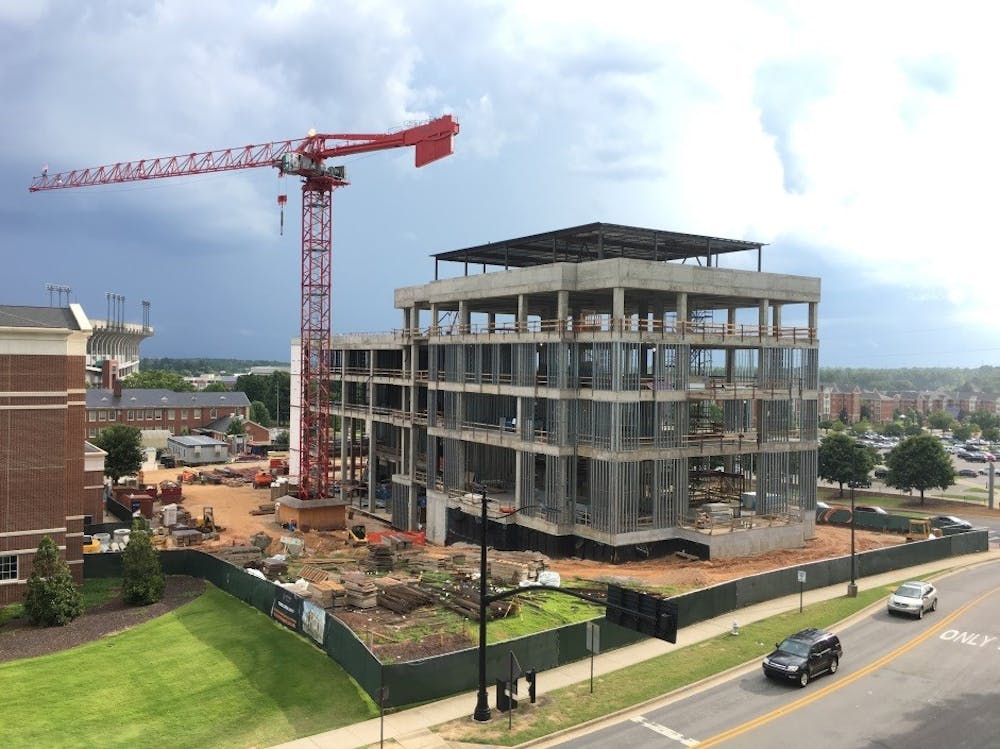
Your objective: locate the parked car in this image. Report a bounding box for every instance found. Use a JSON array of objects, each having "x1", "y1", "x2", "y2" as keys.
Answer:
[
  {"x1": 873, "y1": 468, "x2": 889, "y2": 479},
  {"x1": 855, "y1": 504, "x2": 888, "y2": 515},
  {"x1": 763, "y1": 628, "x2": 842, "y2": 687},
  {"x1": 957, "y1": 468, "x2": 979, "y2": 478},
  {"x1": 929, "y1": 515, "x2": 973, "y2": 531},
  {"x1": 887, "y1": 581, "x2": 938, "y2": 619},
  {"x1": 848, "y1": 479, "x2": 872, "y2": 488}
]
